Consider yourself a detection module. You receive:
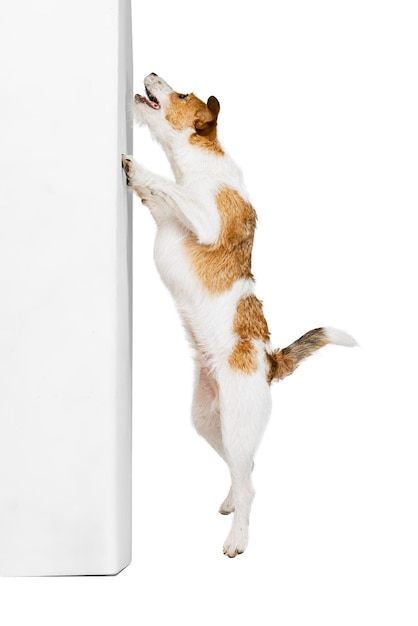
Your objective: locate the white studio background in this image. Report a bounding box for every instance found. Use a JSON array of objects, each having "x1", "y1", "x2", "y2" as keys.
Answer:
[{"x1": 2, "y1": 1, "x2": 418, "y2": 625}]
